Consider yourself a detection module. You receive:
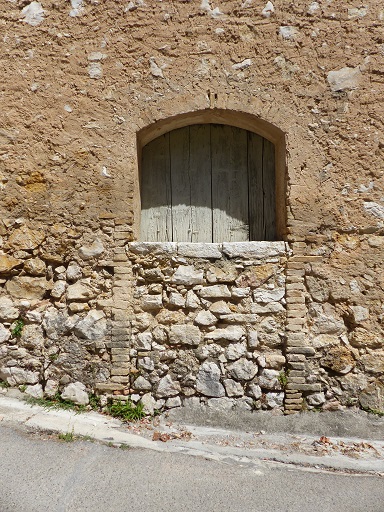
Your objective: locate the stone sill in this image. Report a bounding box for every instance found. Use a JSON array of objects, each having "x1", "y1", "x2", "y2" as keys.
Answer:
[{"x1": 127, "y1": 241, "x2": 288, "y2": 259}]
